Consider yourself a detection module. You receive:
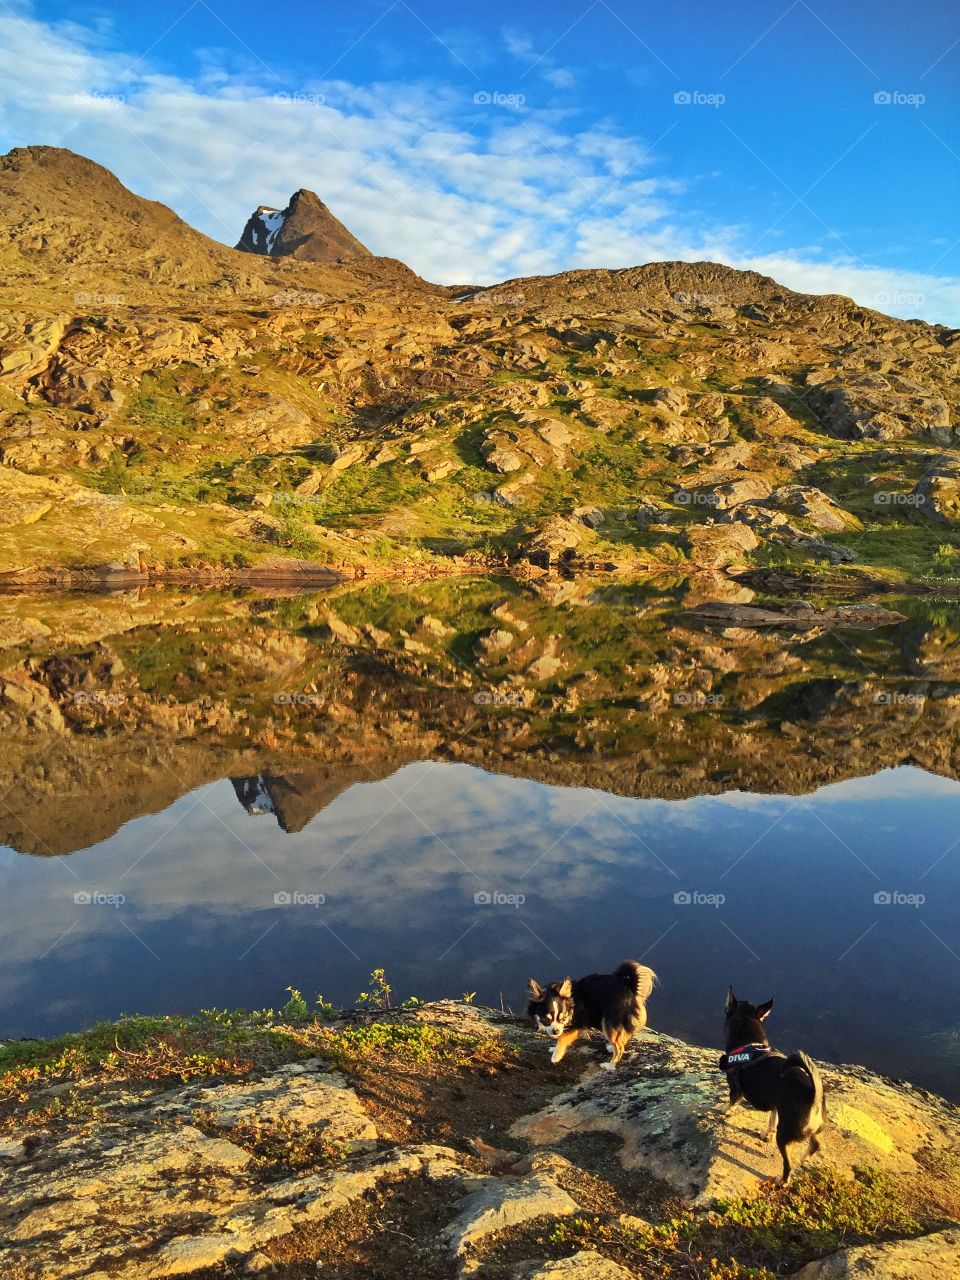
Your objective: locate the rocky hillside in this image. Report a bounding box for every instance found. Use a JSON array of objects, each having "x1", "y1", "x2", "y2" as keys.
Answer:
[
  {"x1": 1, "y1": 146, "x2": 959, "y2": 587},
  {"x1": 0, "y1": 1001, "x2": 957, "y2": 1279},
  {"x1": 236, "y1": 189, "x2": 371, "y2": 262}
]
